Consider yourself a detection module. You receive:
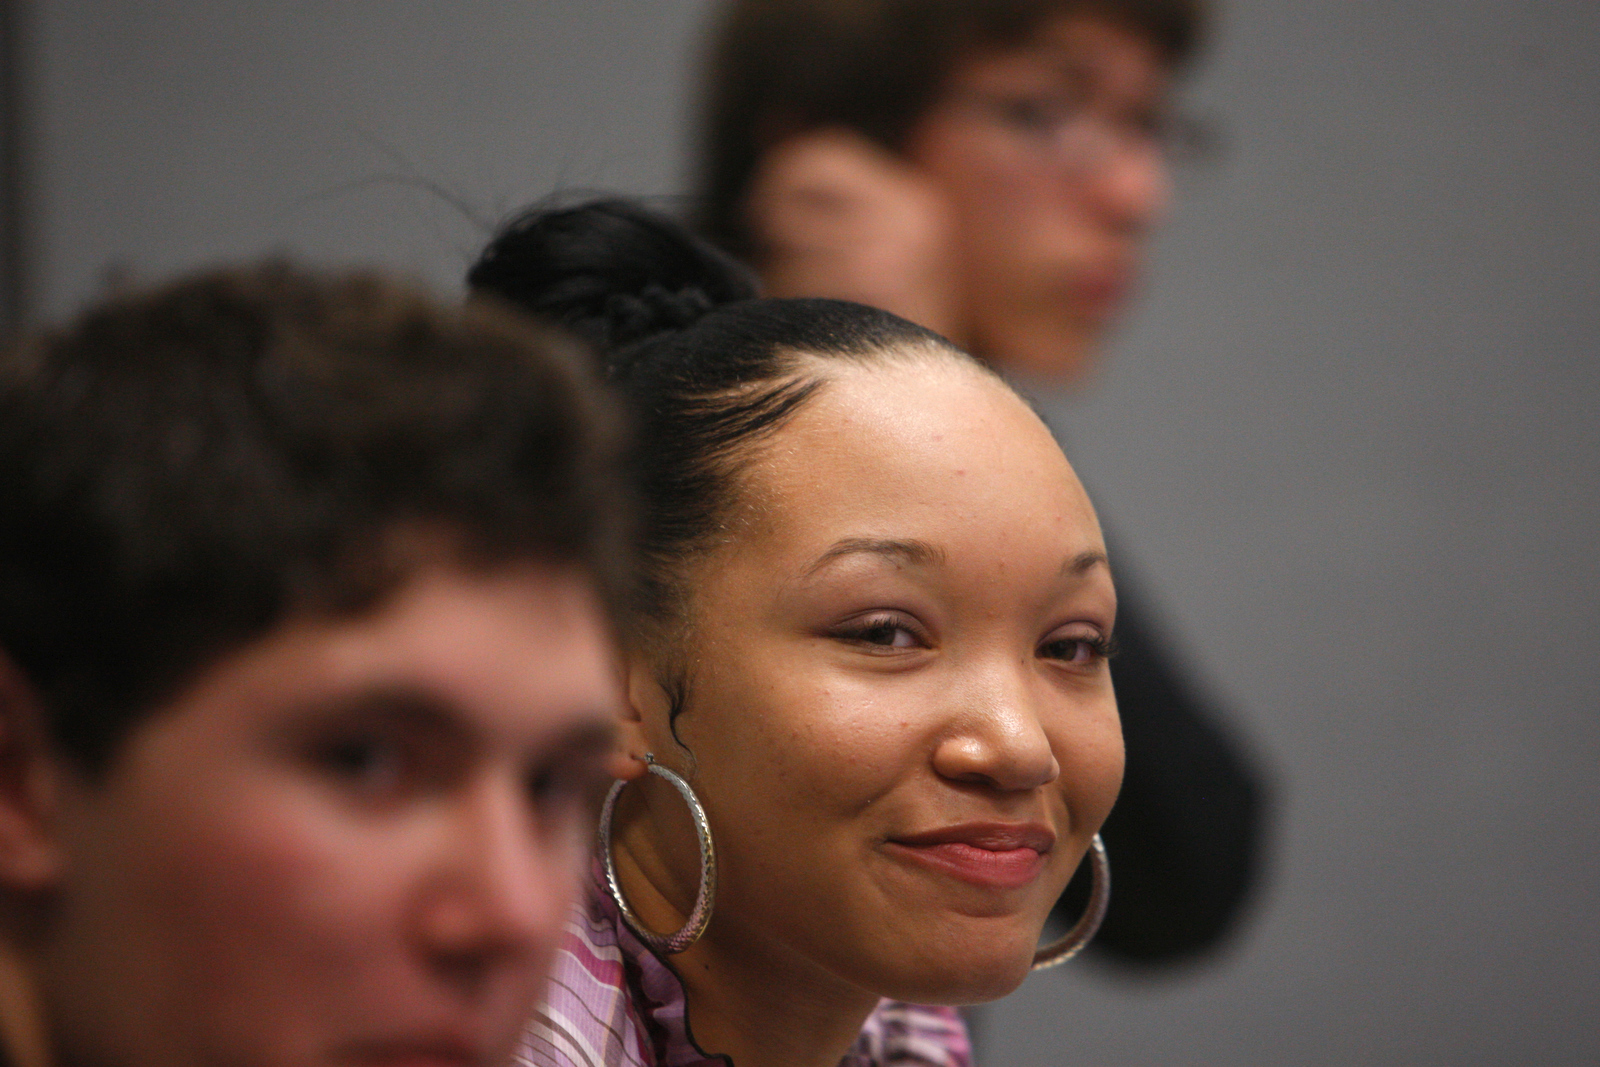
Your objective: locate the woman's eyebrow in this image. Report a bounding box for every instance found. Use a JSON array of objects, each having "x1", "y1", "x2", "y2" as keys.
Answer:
[{"x1": 800, "y1": 537, "x2": 946, "y2": 579}]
